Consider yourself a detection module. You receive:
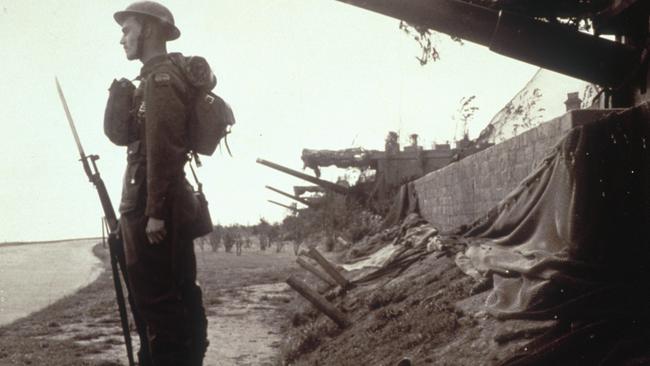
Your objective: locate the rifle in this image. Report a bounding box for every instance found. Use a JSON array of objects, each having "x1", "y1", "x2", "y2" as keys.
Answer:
[{"x1": 55, "y1": 78, "x2": 136, "y2": 366}]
